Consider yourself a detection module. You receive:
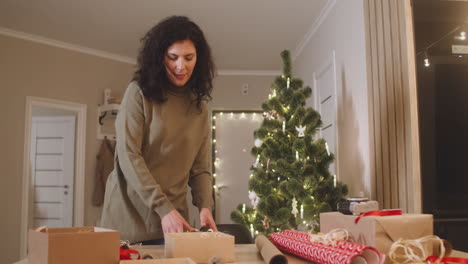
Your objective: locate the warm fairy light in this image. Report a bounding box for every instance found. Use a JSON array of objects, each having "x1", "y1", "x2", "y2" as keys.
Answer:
[
  {"x1": 213, "y1": 116, "x2": 216, "y2": 120},
  {"x1": 213, "y1": 173, "x2": 217, "y2": 178},
  {"x1": 212, "y1": 125, "x2": 216, "y2": 129},
  {"x1": 242, "y1": 203, "x2": 246, "y2": 213},
  {"x1": 220, "y1": 112, "x2": 224, "y2": 116},
  {"x1": 213, "y1": 139, "x2": 216, "y2": 143},
  {"x1": 424, "y1": 58, "x2": 430, "y2": 67}
]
